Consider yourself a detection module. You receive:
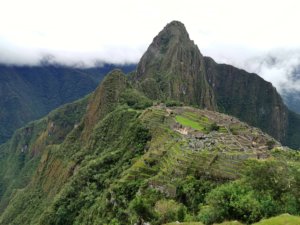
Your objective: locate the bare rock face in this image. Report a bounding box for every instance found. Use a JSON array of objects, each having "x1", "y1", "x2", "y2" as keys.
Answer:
[
  {"x1": 135, "y1": 21, "x2": 216, "y2": 110},
  {"x1": 204, "y1": 57, "x2": 288, "y2": 142}
]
